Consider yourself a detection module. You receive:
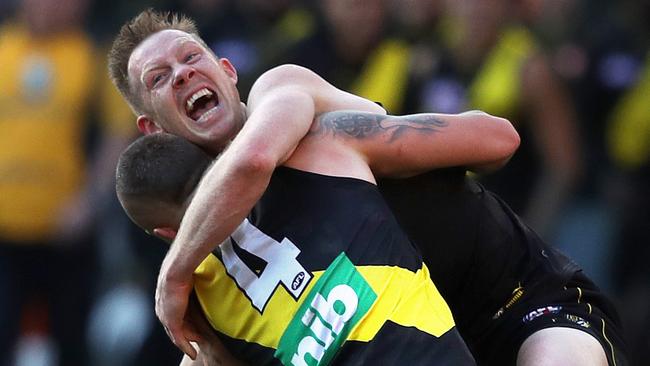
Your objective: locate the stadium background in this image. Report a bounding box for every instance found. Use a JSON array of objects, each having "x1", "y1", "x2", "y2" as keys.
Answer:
[{"x1": 0, "y1": 0, "x2": 648, "y2": 365}]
